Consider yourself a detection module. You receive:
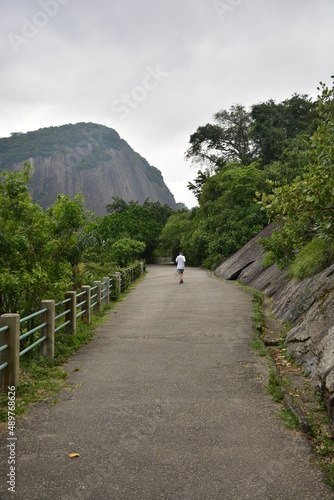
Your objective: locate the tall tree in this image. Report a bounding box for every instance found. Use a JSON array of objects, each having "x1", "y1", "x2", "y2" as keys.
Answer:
[
  {"x1": 0, "y1": 164, "x2": 88, "y2": 314},
  {"x1": 186, "y1": 104, "x2": 255, "y2": 172},
  {"x1": 102, "y1": 198, "x2": 174, "y2": 260},
  {"x1": 250, "y1": 94, "x2": 317, "y2": 166},
  {"x1": 258, "y1": 80, "x2": 334, "y2": 268}
]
